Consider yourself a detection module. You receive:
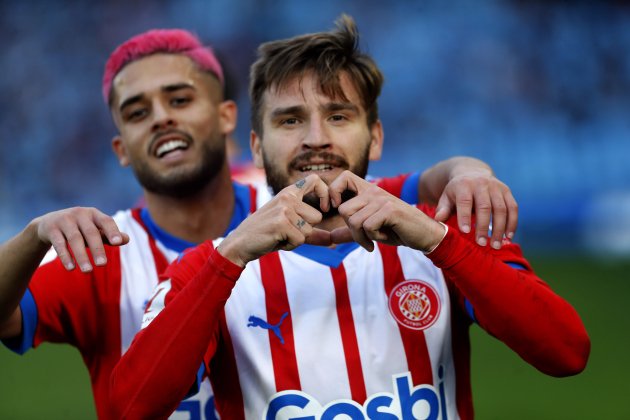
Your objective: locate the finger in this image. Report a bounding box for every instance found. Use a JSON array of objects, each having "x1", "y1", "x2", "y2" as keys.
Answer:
[
  {"x1": 335, "y1": 192, "x2": 369, "y2": 218},
  {"x1": 471, "y1": 187, "x2": 491, "y2": 247},
  {"x1": 48, "y1": 229, "x2": 75, "y2": 271},
  {"x1": 62, "y1": 225, "x2": 93, "y2": 272},
  {"x1": 488, "y1": 187, "x2": 508, "y2": 250},
  {"x1": 453, "y1": 189, "x2": 474, "y2": 235},
  {"x1": 362, "y1": 213, "x2": 391, "y2": 243},
  {"x1": 93, "y1": 212, "x2": 128, "y2": 246},
  {"x1": 328, "y1": 171, "x2": 369, "y2": 208},
  {"x1": 78, "y1": 217, "x2": 108, "y2": 266},
  {"x1": 344, "y1": 211, "x2": 375, "y2": 252},
  {"x1": 294, "y1": 201, "x2": 325, "y2": 226},
  {"x1": 305, "y1": 228, "x2": 332, "y2": 246},
  {"x1": 292, "y1": 175, "x2": 330, "y2": 212},
  {"x1": 337, "y1": 195, "x2": 374, "y2": 251},
  {"x1": 434, "y1": 193, "x2": 455, "y2": 224},
  {"x1": 504, "y1": 190, "x2": 518, "y2": 239},
  {"x1": 278, "y1": 223, "x2": 307, "y2": 252},
  {"x1": 330, "y1": 226, "x2": 354, "y2": 244}
]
